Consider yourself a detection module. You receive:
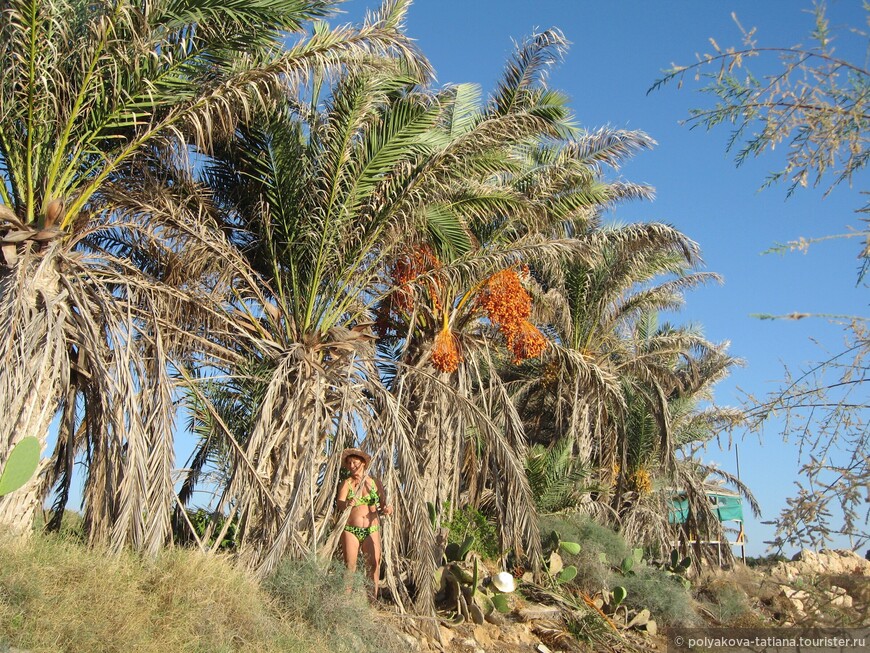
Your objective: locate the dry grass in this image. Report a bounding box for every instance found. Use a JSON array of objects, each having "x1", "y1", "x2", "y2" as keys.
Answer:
[
  {"x1": 265, "y1": 558, "x2": 406, "y2": 653},
  {"x1": 0, "y1": 534, "x2": 390, "y2": 652}
]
